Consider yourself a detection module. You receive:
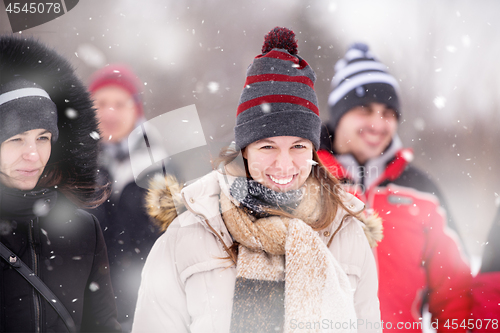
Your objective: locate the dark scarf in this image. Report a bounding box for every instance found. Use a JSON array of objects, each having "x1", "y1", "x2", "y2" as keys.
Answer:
[
  {"x1": 0, "y1": 185, "x2": 57, "y2": 221},
  {"x1": 229, "y1": 177, "x2": 304, "y2": 218}
]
